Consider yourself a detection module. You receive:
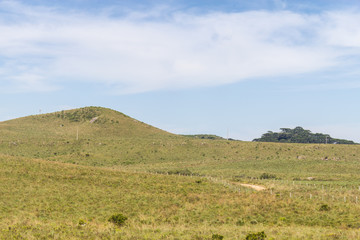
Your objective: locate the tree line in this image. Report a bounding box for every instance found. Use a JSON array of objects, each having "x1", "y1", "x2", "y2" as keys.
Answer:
[{"x1": 253, "y1": 127, "x2": 356, "y2": 144}]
